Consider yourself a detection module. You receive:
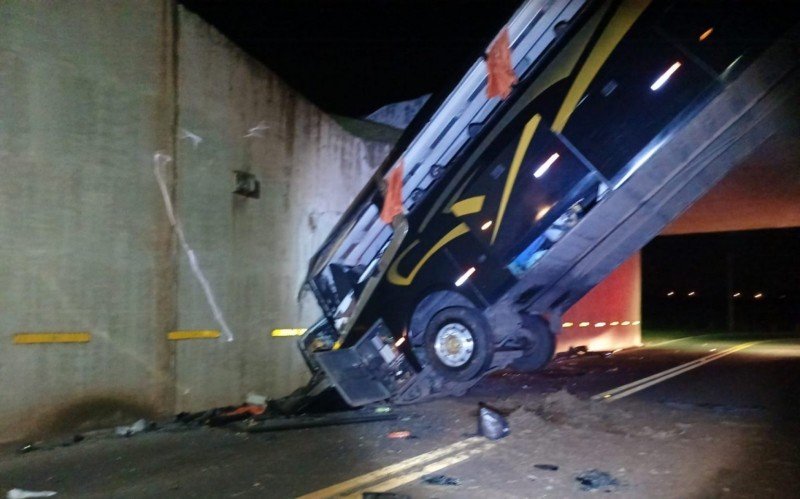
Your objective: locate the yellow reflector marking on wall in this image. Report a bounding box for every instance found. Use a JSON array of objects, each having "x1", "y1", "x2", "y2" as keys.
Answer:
[
  {"x1": 562, "y1": 322, "x2": 574, "y2": 328},
  {"x1": 271, "y1": 328, "x2": 307, "y2": 337},
  {"x1": 13, "y1": 332, "x2": 91, "y2": 344},
  {"x1": 168, "y1": 330, "x2": 220, "y2": 341}
]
